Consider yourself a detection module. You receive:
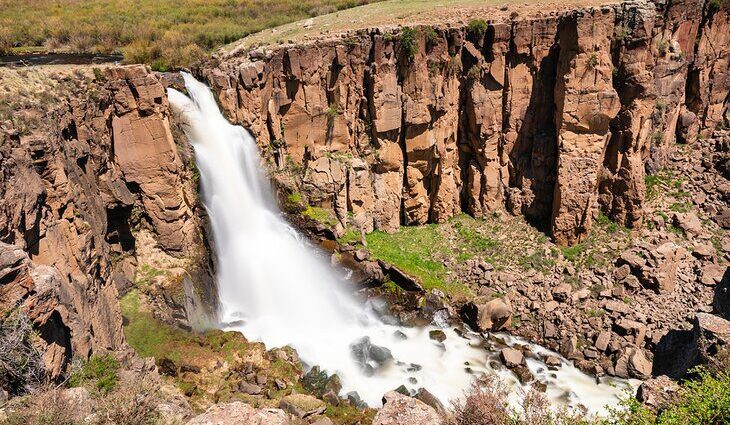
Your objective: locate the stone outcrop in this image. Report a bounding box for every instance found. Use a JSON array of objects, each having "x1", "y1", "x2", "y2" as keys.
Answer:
[
  {"x1": 372, "y1": 391, "x2": 445, "y2": 425},
  {"x1": 0, "y1": 65, "x2": 215, "y2": 383},
  {"x1": 186, "y1": 402, "x2": 290, "y2": 425},
  {"x1": 0, "y1": 243, "x2": 70, "y2": 380},
  {"x1": 201, "y1": 0, "x2": 729, "y2": 245}
]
